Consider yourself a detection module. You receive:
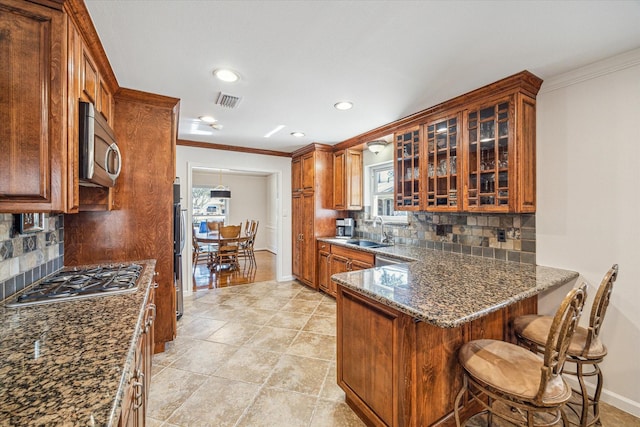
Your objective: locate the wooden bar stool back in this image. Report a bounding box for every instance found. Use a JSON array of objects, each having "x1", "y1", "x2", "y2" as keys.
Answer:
[
  {"x1": 514, "y1": 264, "x2": 618, "y2": 426},
  {"x1": 454, "y1": 283, "x2": 588, "y2": 427}
]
